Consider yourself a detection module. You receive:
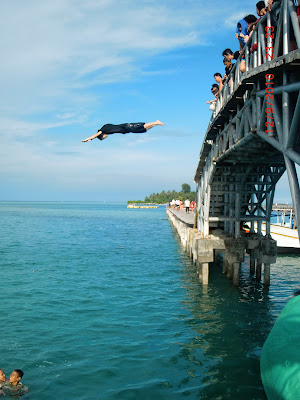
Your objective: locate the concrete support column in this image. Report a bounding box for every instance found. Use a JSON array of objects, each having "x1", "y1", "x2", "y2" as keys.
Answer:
[
  {"x1": 192, "y1": 237, "x2": 198, "y2": 264},
  {"x1": 233, "y1": 262, "x2": 240, "y2": 286},
  {"x1": 260, "y1": 238, "x2": 277, "y2": 285},
  {"x1": 227, "y1": 262, "x2": 233, "y2": 279},
  {"x1": 224, "y1": 238, "x2": 246, "y2": 284},
  {"x1": 188, "y1": 230, "x2": 194, "y2": 258},
  {"x1": 196, "y1": 261, "x2": 202, "y2": 281},
  {"x1": 240, "y1": 250, "x2": 245, "y2": 263},
  {"x1": 222, "y1": 256, "x2": 228, "y2": 274},
  {"x1": 202, "y1": 263, "x2": 209, "y2": 285},
  {"x1": 263, "y1": 263, "x2": 271, "y2": 286},
  {"x1": 250, "y1": 249, "x2": 256, "y2": 275},
  {"x1": 180, "y1": 224, "x2": 187, "y2": 248},
  {"x1": 256, "y1": 261, "x2": 262, "y2": 281}
]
